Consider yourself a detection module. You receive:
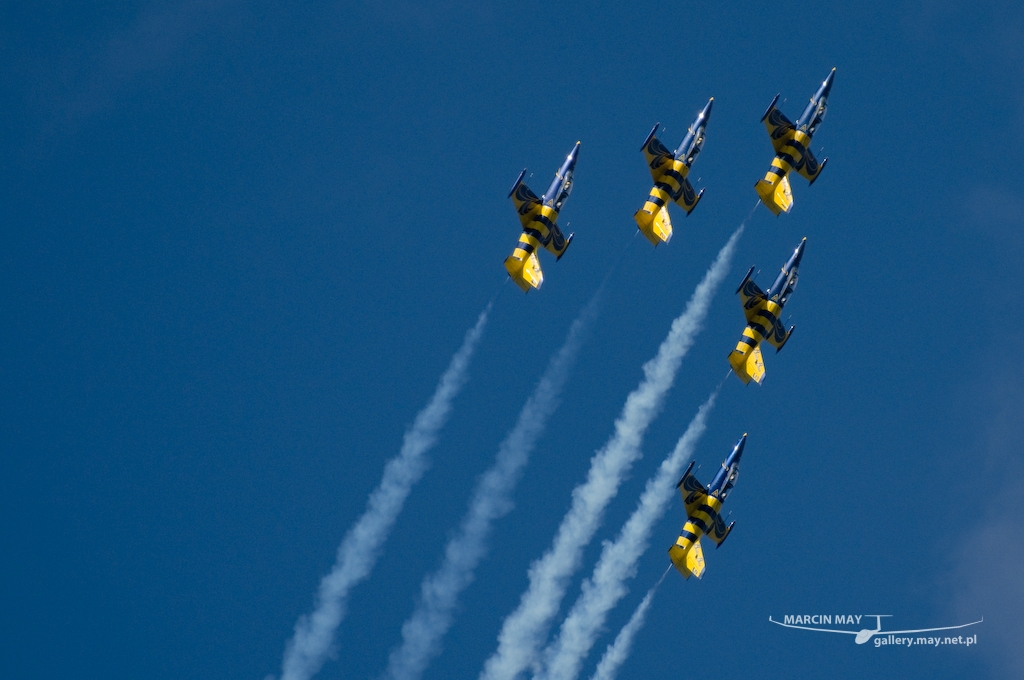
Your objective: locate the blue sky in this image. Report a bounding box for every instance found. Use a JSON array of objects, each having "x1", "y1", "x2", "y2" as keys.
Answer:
[{"x1": 3, "y1": 2, "x2": 1023, "y2": 679}]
